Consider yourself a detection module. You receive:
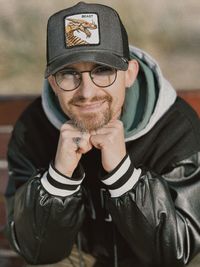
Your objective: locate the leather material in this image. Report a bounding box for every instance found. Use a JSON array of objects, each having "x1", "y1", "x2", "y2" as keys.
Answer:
[{"x1": 4, "y1": 97, "x2": 200, "y2": 266}]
